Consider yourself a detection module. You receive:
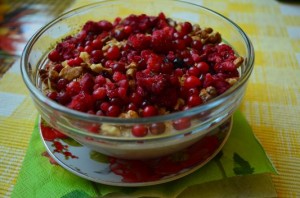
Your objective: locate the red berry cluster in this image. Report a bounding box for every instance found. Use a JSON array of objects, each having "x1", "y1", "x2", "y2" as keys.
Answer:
[{"x1": 41, "y1": 13, "x2": 243, "y2": 136}]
